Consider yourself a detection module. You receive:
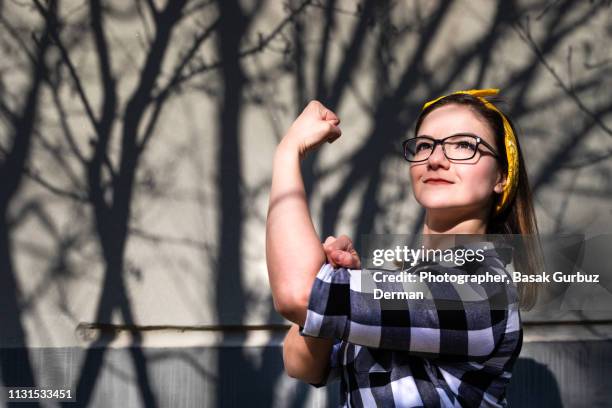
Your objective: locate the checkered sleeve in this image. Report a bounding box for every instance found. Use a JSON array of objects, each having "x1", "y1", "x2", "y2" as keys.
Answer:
[{"x1": 300, "y1": 259, "x2": 518, "y2": 363}]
